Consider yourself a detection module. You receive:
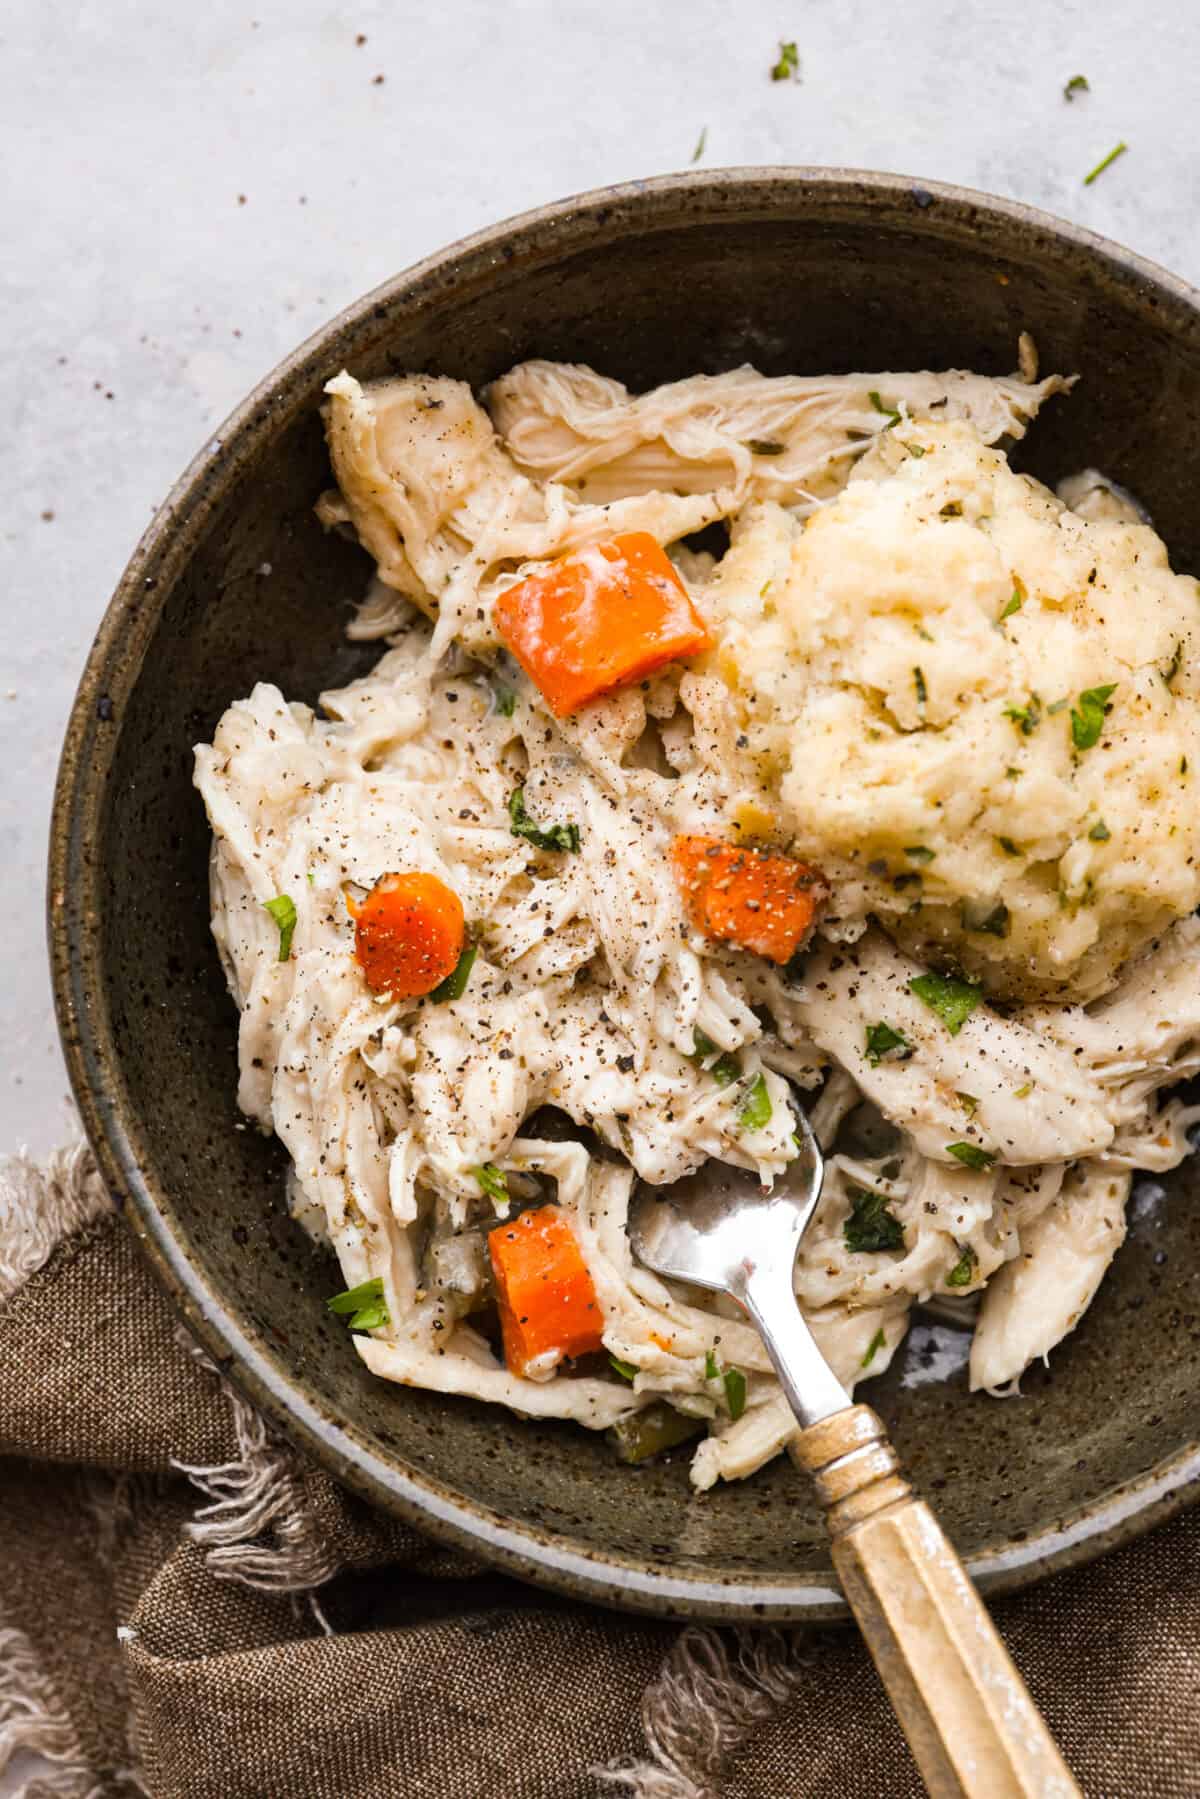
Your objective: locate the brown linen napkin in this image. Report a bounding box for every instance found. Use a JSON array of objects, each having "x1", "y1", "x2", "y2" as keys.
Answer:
[{"x1": 1, "y1": 1145, "x2": 1198, "y2": 1799}]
